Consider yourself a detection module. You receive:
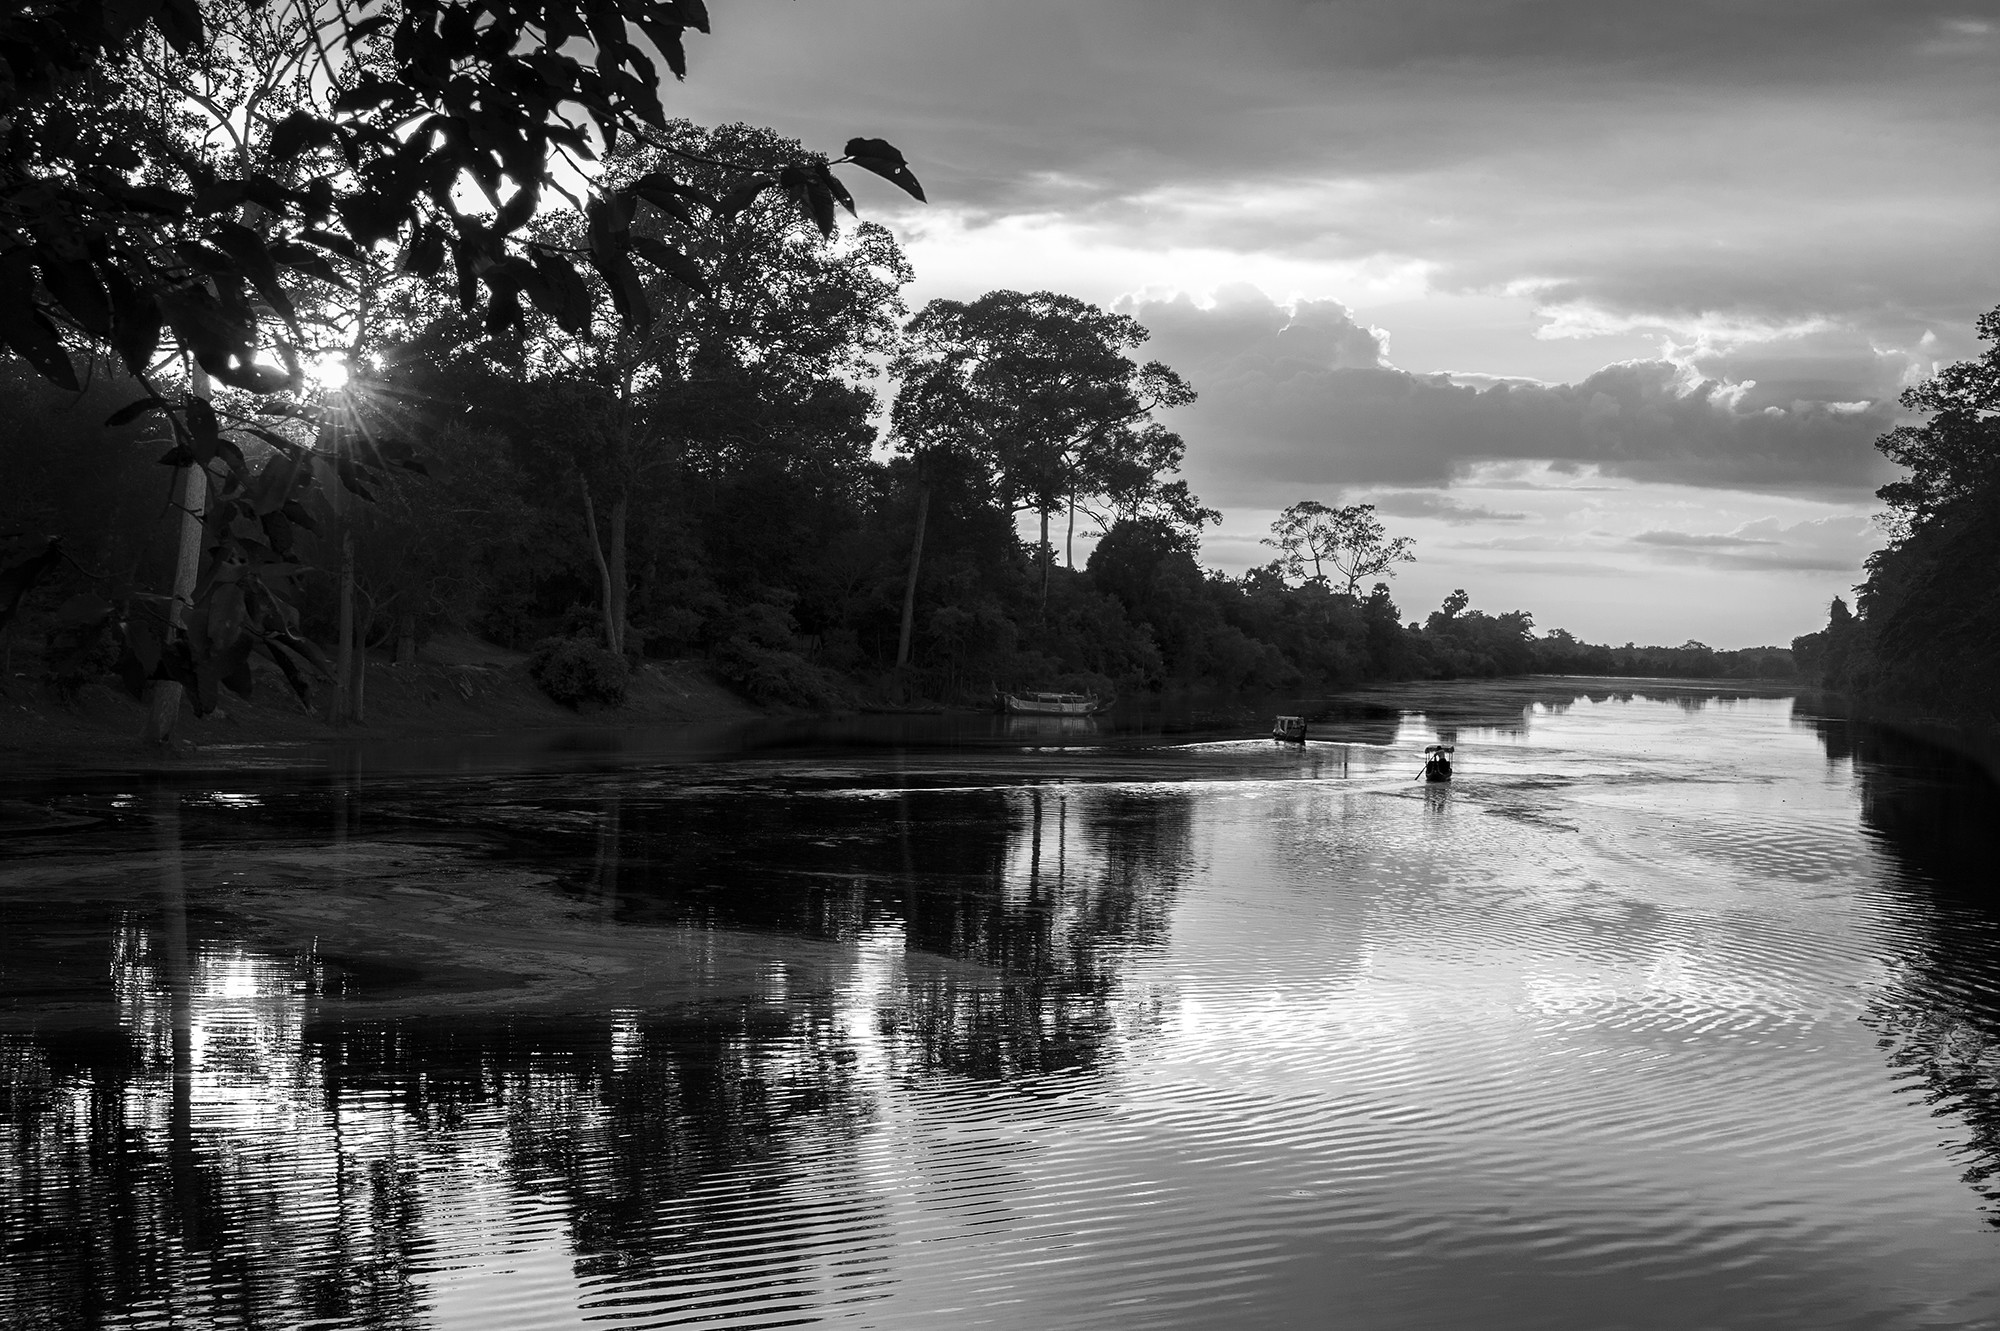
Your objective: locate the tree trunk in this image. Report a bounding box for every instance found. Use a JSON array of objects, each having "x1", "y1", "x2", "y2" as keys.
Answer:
[
  {"x1": 1066, "y1": 493, "x2": 1076, "y2": 568},
  {"x1": 1039, "y1": 505, "x2": 1051, "y2": 618},
  {"x1": 142, "y1": 368, "x2": 213, "y2": 745},
  {"x1": 329, "y1": 522, "x2": 355, "y2": 724},
  {"x1": 608, "y1": 494, "x2": 628, "y2": 656},
  {"x1": 580, "y1": 478, "x2": 624, "y2": 655},
  {"x1": 896, "y1": 483, "x2": 931, "y2": 672}
]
